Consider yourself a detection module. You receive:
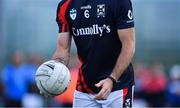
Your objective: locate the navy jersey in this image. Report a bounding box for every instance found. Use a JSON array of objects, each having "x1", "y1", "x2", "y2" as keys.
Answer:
[{"x1": 56, "y1": 0, "x2": 135, "y2": 93}]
